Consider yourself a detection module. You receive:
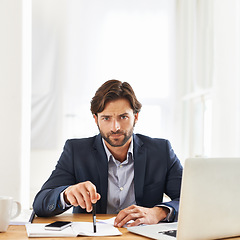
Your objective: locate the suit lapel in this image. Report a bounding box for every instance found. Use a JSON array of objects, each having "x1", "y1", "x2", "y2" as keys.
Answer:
[
  {"x1": 92, "y1": 134, "x2": 108, "y2": 213},
  {"x1": 92, "y1": 134, "x2": 147, "y2": 211},
  {"x1": 133, "y1": 134, "x2": 147, "y2": 205}
]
